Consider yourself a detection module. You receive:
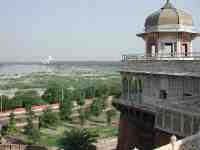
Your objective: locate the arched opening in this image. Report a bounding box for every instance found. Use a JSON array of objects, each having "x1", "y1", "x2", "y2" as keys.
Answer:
[
  {"x1": 164, "y1": 43, "x2": 174, "y2": 57},
  {"x1": 182, "y1": 43, "x2": 188, "y2": 56},
  {"x1": 151, "y1": 44, "x2": 157, "y2": 57}
]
